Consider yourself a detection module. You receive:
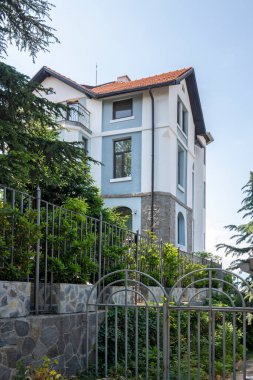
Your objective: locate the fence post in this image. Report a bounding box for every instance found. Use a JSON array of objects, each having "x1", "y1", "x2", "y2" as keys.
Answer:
[
  {"x1": 134, "y1": 230, "x2": 139, "y2": 305},
  {"x1": 35, "y1": 186, "x2": 41, "y2": 315},
  {"x1": 135, "y1": 230, "x2": 139, "y2": 272},
  {"x1": 98, "y1": 212, "x2": 103, "y2": 283},
  {"x1": 160, "y1": 238, "x2": 163, "y2": 285}
]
